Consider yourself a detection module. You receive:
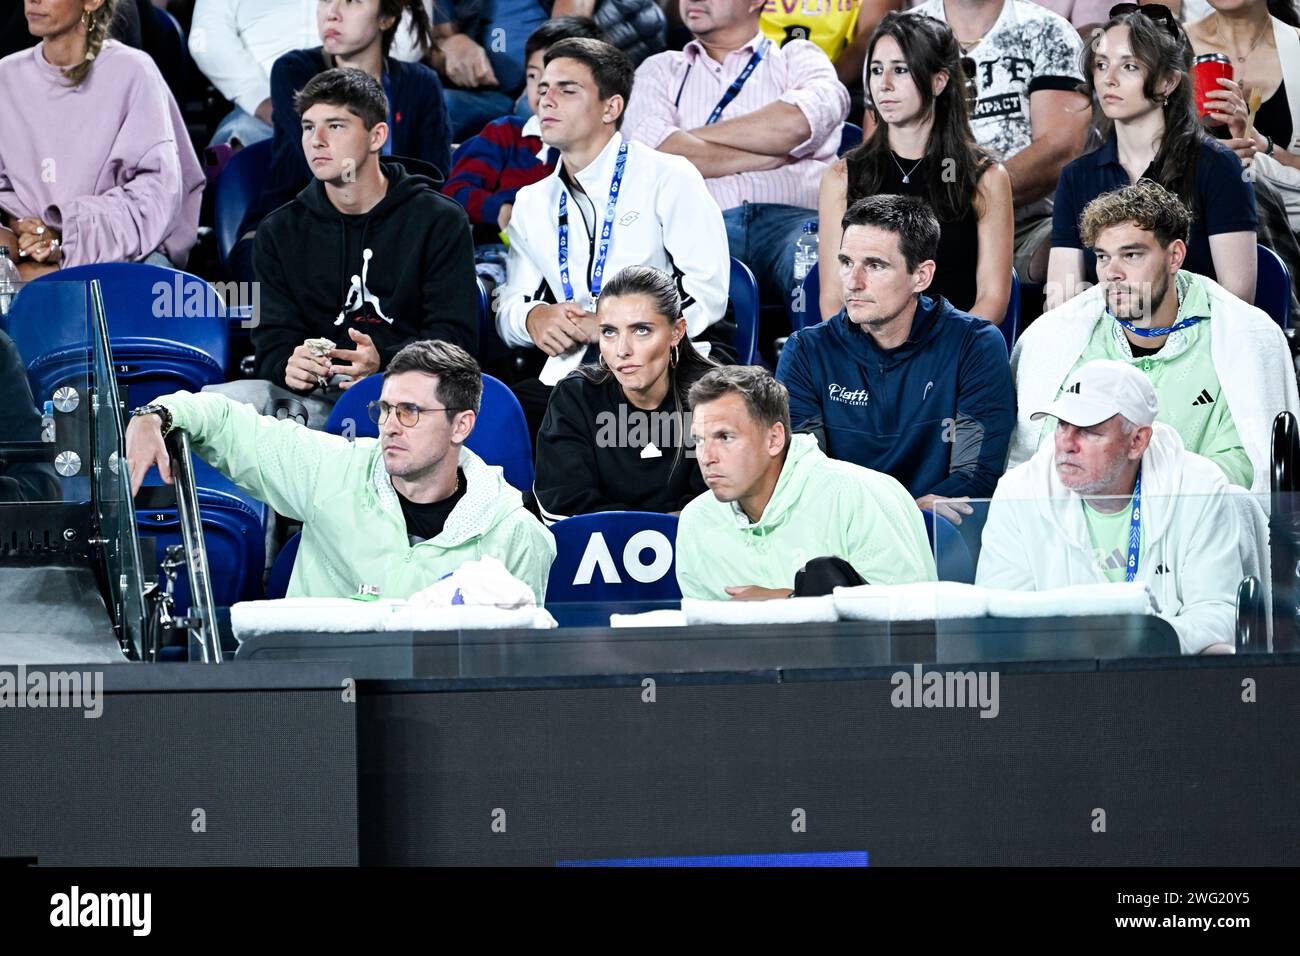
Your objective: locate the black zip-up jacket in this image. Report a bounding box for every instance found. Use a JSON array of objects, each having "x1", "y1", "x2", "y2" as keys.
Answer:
[{"x1": 252, "y1": 160, "x2": 478, "y2": 389}]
